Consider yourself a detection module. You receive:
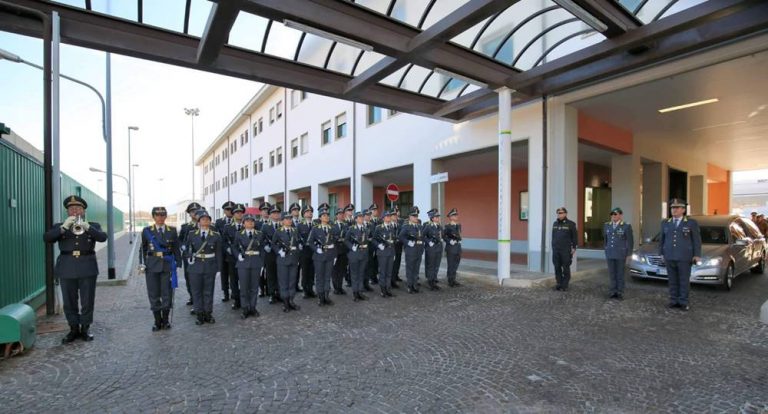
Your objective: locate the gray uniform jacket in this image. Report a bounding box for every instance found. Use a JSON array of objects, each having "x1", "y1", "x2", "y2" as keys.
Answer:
[
  {"x1": 372, "y1": 224, "x2": 396, "y2": 256},
  {"x1": 272, "y1": 227, "x2": 302, "y2": 265},
  {"x1": 44, "y1": 222, "x2": 108, "y2": 279},
  {"x1": 660, "y1": 217, "x2": 702, "y2": 262},
  {"x1": 184, "y1": 229, "x2": 224, "y2": 274},
  {"x1": 308, "y1": 224, "x2": 337, "y2": 260},
  {"x1": 423, "y1": 222, "x2": 443, "y2": 251},
  {"x1": 140, "y1": 224, "x2": 182, "y2": 273},
  {"x1": 603, "y1": 221, "x2": 634, "y2": 260},
  {"x1": 345, "y1": 225, "x2": 370, "y2": 263},
  {"x1": 233, "y1": 229, "x2": 266, "y2": 269}
]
